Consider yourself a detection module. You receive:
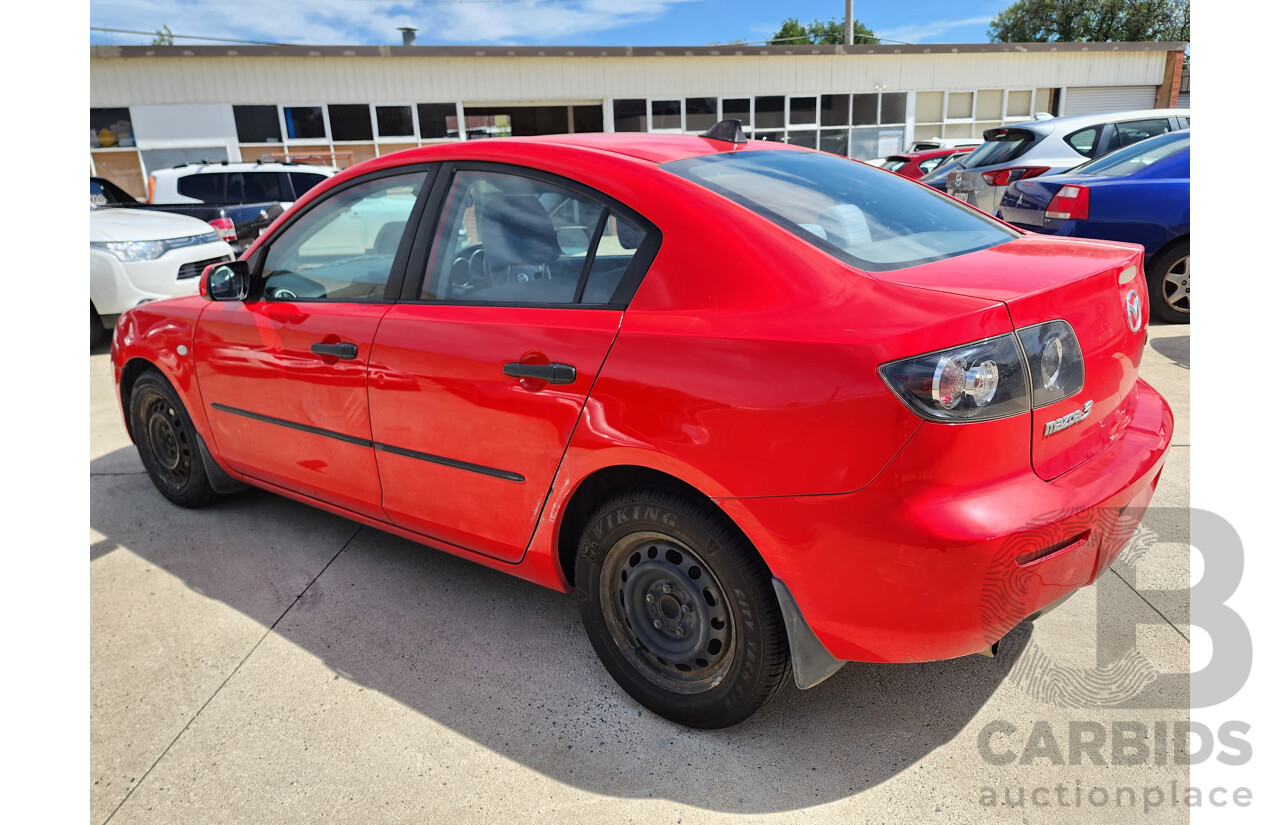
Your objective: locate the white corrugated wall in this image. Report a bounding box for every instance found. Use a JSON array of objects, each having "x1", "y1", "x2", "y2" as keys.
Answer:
[{"x1": 91, "y1": 51, "x2": 1172, "y2": 107}]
